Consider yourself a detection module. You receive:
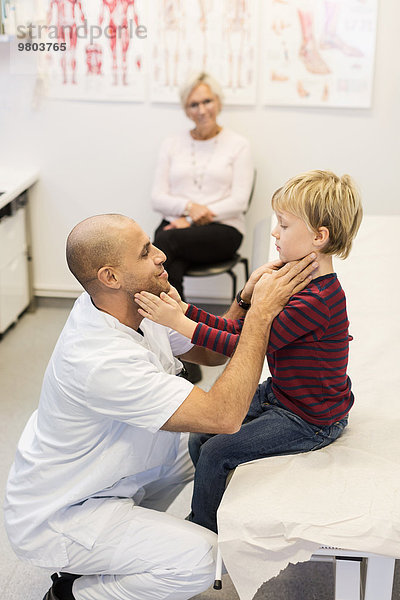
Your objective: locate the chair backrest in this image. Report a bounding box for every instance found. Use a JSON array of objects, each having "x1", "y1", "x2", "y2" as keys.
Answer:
[
  {"x1": 251, "y1": 217, "x2": 269, "y2": 271},
  {"x1": 246, "y1": 169, "x2": 257, "y2": 214}
]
